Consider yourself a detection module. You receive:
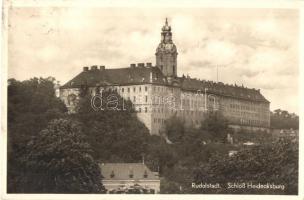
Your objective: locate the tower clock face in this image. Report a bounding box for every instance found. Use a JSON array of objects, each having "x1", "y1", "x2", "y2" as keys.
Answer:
[{"x1": 165, "y1": 43, "x2": 173, "y2": 51}]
